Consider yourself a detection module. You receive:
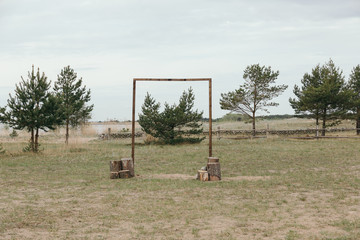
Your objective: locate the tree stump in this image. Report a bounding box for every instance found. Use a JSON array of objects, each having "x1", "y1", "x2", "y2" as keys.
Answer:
[
  {"x1": 197, "y1": 170, "x2": 209, "y2": 181},
  {"x1": 110, "y1": 160, "x2": 121, "y2": 172},
  {"x1": 208, "y1": 157, "x2": 219, "y2": 163},
  {"x1": 119, "y1": 170, "x2": 131, "y2": 178},
  {"x1": 121, "y1": 158, "x2": 134, "y2": 177},
  {"x1": 207, "y1": 162, "x2": 221, "y2": 181},
  {"x1": 110, "y1": 171, "x2": 119, "y2": 179}
]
